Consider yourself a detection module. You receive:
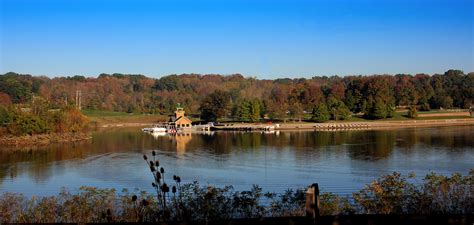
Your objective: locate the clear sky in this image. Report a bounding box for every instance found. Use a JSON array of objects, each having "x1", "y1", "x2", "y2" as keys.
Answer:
[{"x1": 0, "y1": 0, "x2": 473, "y2": 78}]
